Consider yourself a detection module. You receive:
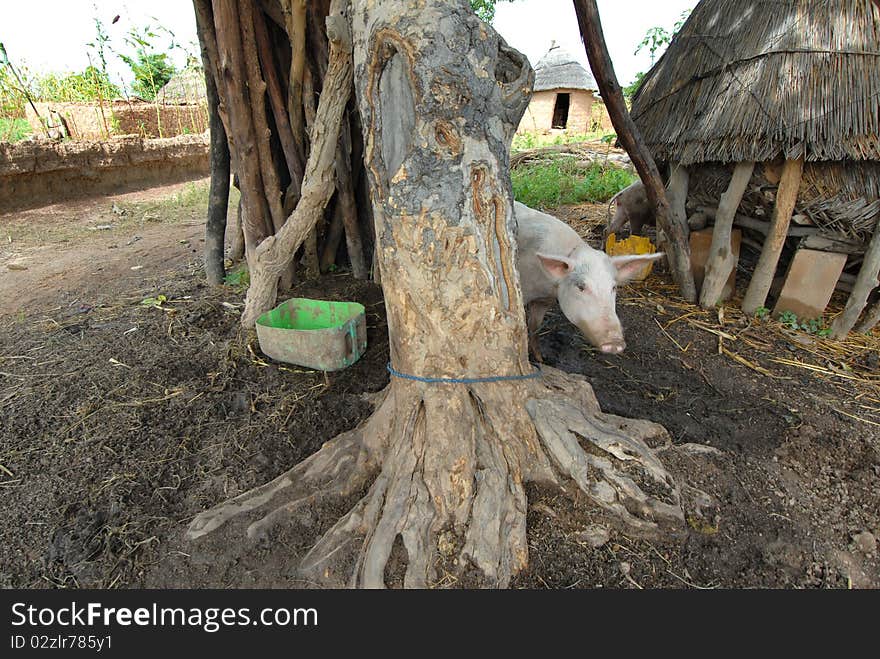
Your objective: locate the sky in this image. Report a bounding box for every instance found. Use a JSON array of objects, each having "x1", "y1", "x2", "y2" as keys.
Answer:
[{"x1": 1, "y1": 0, "x2": 693, "y2": 92}]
